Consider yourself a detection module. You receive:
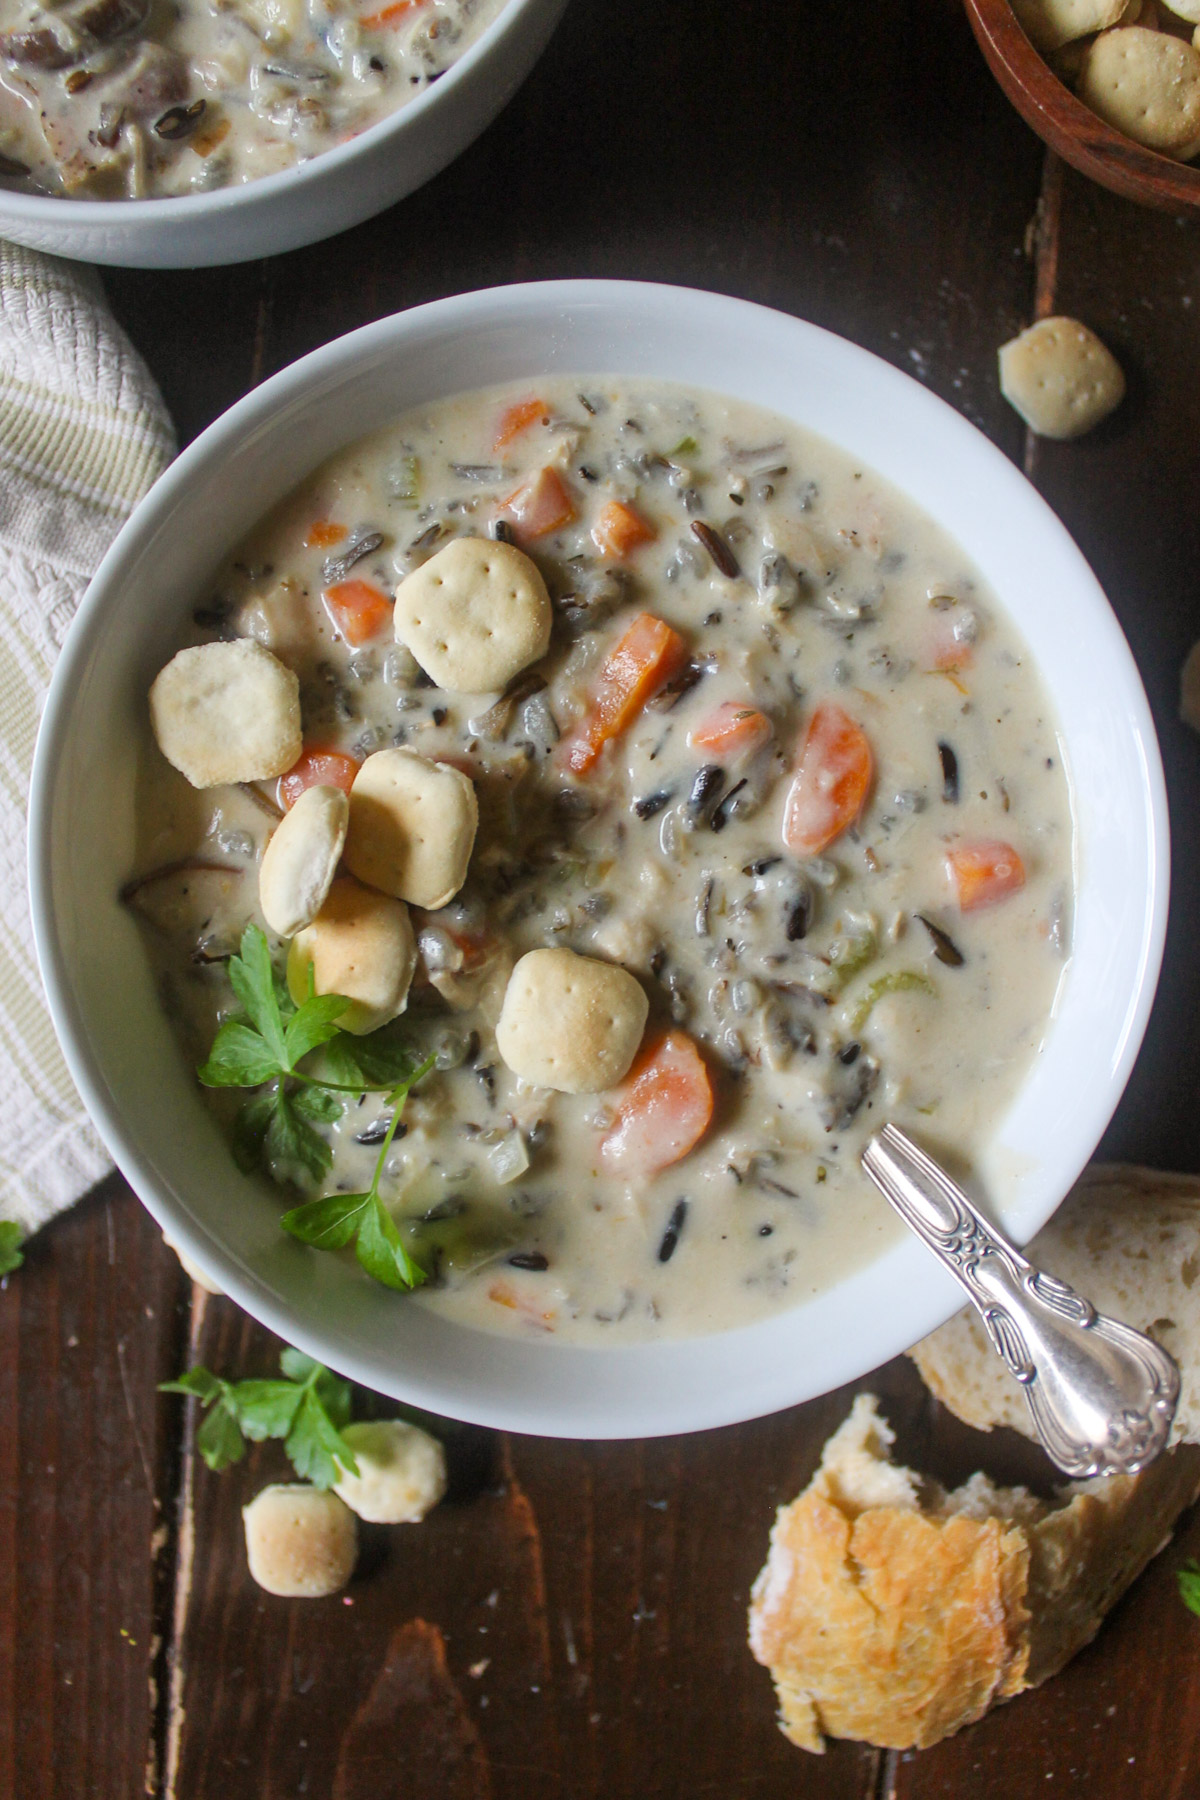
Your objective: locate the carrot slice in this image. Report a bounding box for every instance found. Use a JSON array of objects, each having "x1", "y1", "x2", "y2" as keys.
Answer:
[
  {"x1": 278, "y1": 747, "x2": 361, "y2": 811},
  {"x1": 560, "y1": 611, "x2": 689, "y2": 776},
  {"x1": 591, "y1": 499, "x2": 657, "y2": 560},
  {"x1": 946, "y1": 840, "x2": 1026, "y2": 911},
  {"x1": 499, "y1": 466, "x2": 576, "y2": 542},
  {"x1": 360, "y1": 0, "x2": 422, "y2": 27},
  {"x1": 600, "y1": 1031, "x2": 715, "y2": 1178},
  {"x1": 782, "y1": 701, "x2": 873, "y2": 856},
  {"x1": 494, "y1": 396, "x2": 548, "y2": 451},
  {"x1": 306, "y1": 520, "x2": 348, "y2": 549},
  {"x1": 322, "y1": 578, "x2": 392, "y2": 647},
  {"x1": 688, "y1": 700, "x2": 773, "y2": 764}
]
